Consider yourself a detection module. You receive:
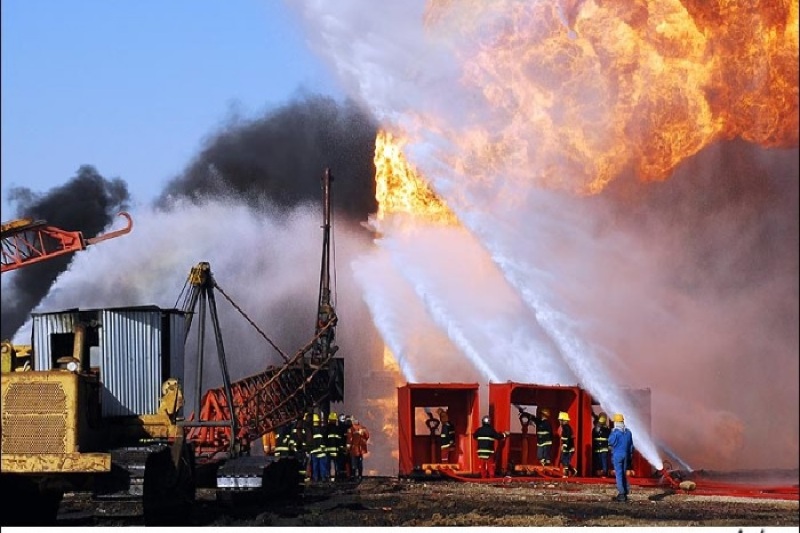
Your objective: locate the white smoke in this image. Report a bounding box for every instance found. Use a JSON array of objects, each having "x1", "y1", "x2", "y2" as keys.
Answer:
[{"x1": 14, "y1": 199, "x2": 378, "y2": 387}]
